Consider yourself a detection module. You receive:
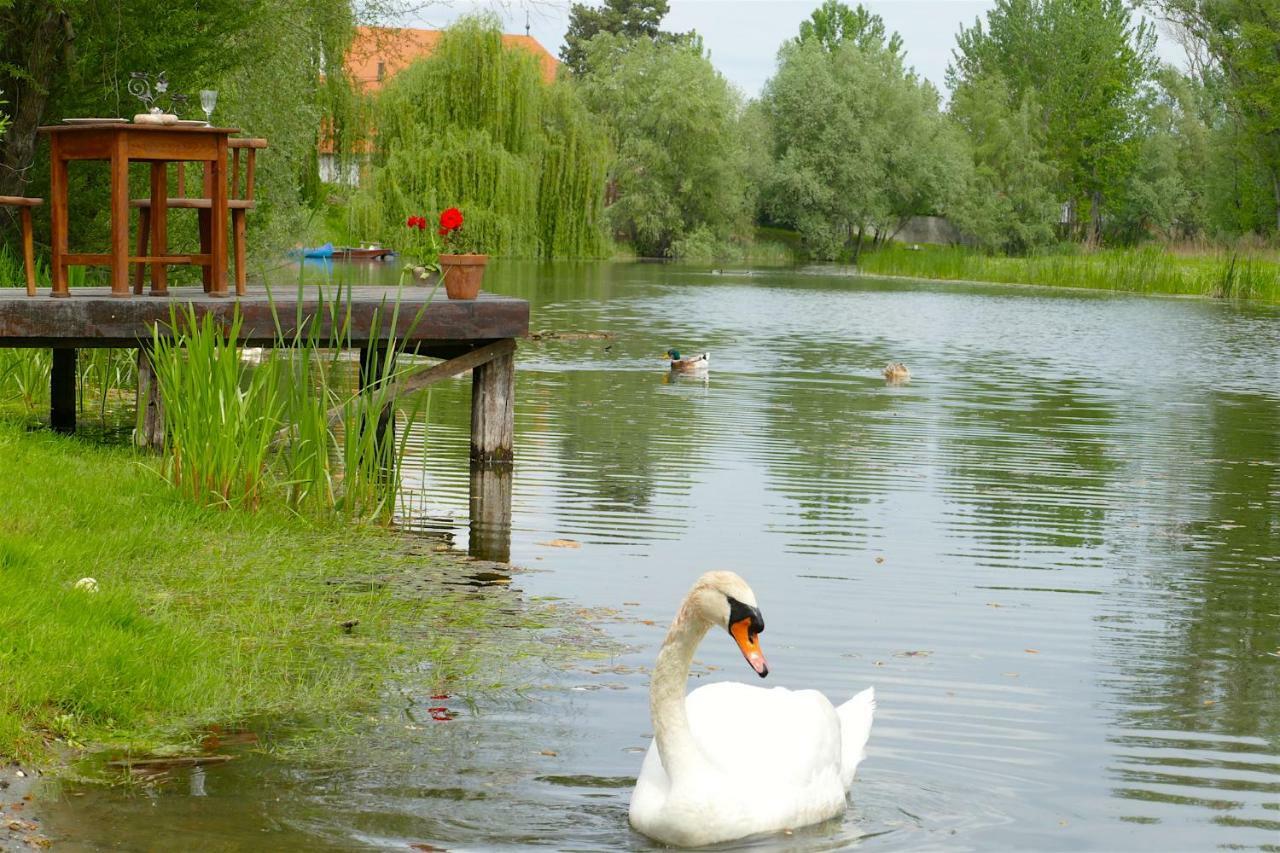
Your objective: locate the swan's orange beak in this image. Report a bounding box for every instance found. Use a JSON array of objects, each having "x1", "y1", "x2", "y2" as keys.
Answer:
[{"x1": 731, "y1": 618, "x2": 769, "y2": 677}]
